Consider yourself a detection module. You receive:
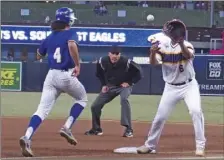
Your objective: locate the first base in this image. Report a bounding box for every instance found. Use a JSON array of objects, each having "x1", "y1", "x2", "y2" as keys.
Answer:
[{"x1": 113, "y1": 147, "x2": 138, "y2": 154}]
